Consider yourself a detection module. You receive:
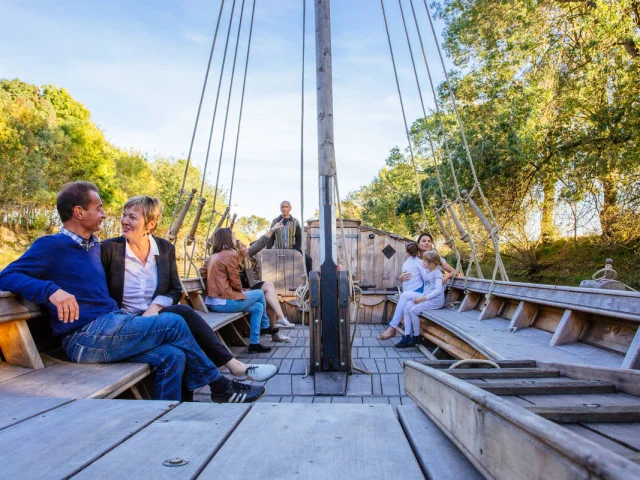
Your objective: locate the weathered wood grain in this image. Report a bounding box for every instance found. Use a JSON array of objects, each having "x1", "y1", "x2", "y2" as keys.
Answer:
[
  {"x1": 397, "y1": 405, "x2": 483, "y2": 479},
  {"x1": 584, "y1": 422, "x2": 640, "y2": 451},
  {"x1": 199, "y1": 403, "x2": 425, "y2": 480},
  {"x1": 404, "y1": 360, "x2": 640, "y2": 480},
  {"x1": 549, "y1": 310, "x2": 587, "y2": 347},
  {"x1": 537, "y1": 361, "x2": 640, "y2": 396},
  {"x1": 0, "y1": 360, "x2": 150, "y2": 398},
  {"x1": 74, "y1": 402, "x2": 249, "y2": 480},
  {"x1": 478, "y1": 296, "x2": 503, "y2": 320},
  {"x1": 0, "y1": 399, "x2": 175, "y2": 479},
  {"x1": 508, "y1": 301, "x2": 538, "y2": 331},
  {"x1": 0, "y1": 319, "x2": 45, "y2": 369},
  {"x1": 446, "y1": 367, "x2": 559, "y2": 379},
  {"x1": 524, "y1": 405, "x2": 640, "y2": 423},
  {"x1": 0, "y1": 395, "x2": 72, "y2": 431},
  {"x1": 565, "y1": 424, "x2": 640, "y2": 462},
  {"x1": 468, "y1": 378, "x2": 616, "y2": 395},
  {"x1": 0, "y1": 360, "x2": 34, "y2": 382}
]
